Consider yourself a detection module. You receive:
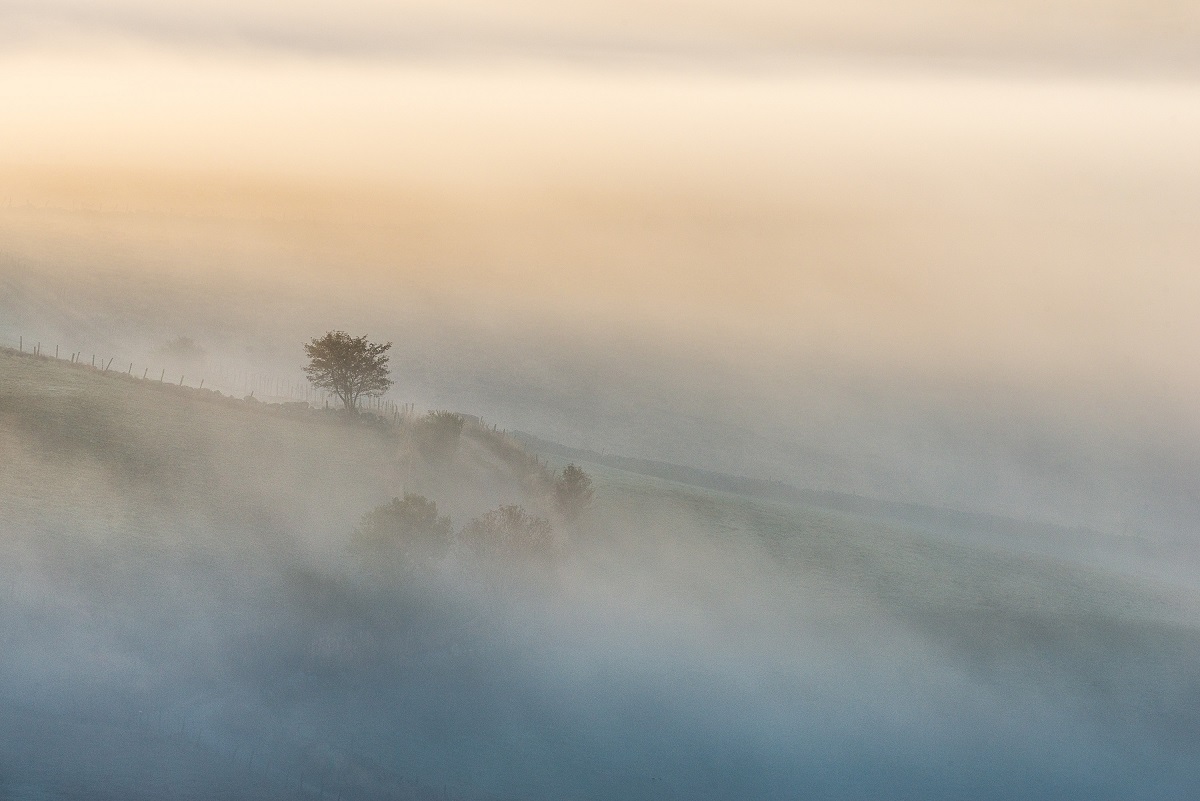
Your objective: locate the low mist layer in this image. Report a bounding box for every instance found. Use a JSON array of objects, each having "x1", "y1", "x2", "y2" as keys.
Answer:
[{"x1": 3, "y1": 349, "x2": 1199, "y2": 799}]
